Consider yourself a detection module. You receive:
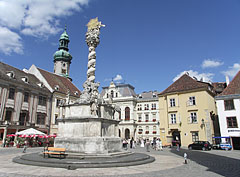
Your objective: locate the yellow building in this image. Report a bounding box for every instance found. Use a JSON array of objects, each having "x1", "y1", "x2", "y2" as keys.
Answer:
[{"x1": 158, "y1": 74, "x2": 217, "y2": 147}]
